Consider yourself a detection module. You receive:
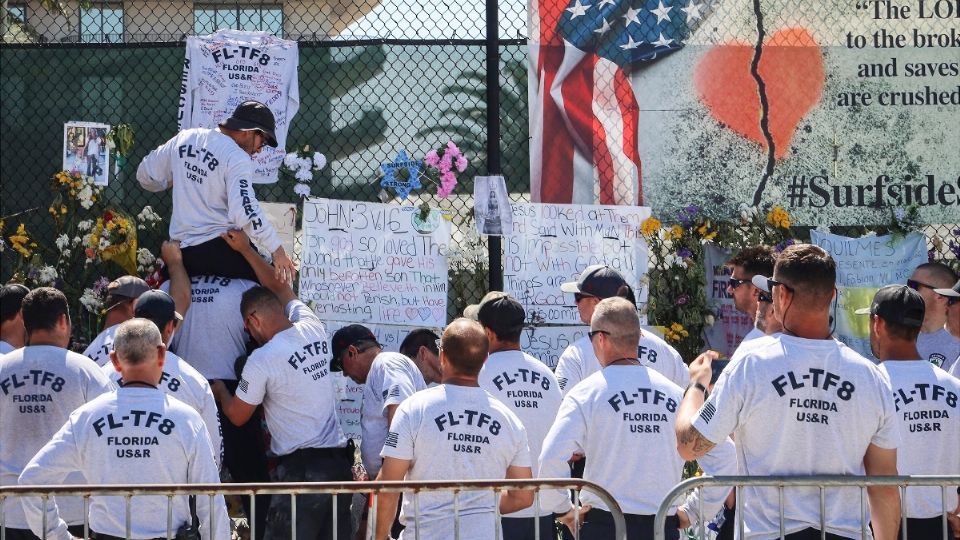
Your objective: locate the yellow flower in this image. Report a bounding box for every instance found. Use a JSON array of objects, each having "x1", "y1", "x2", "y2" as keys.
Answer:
[
  {"x1": 766, "y1": 206, "x2": 791, "y2": 229},
  {"x1": 663, "y1": 224, "x2": 683, "y2": 241},
  {"x1": 640, "y1": 217, "x2": 662, "y2": 238}
]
